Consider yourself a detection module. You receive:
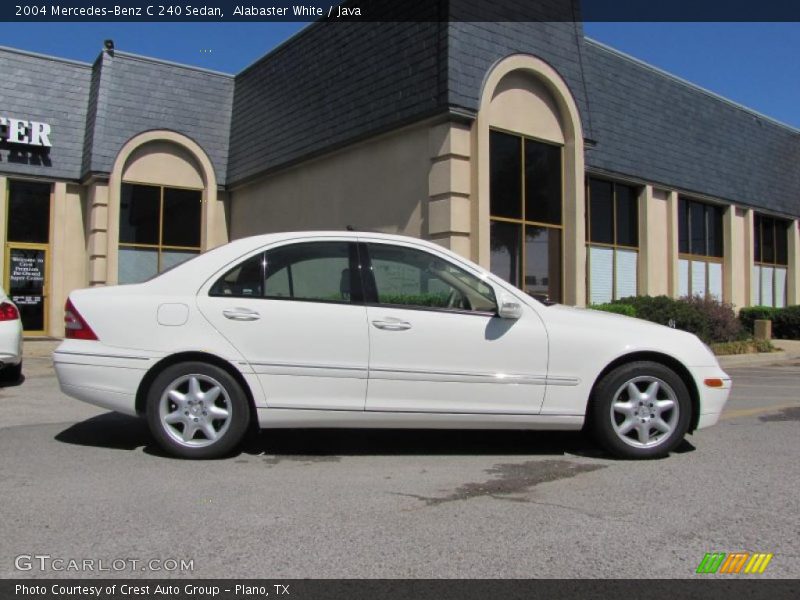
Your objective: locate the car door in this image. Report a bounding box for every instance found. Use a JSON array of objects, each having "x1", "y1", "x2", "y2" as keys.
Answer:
[
  {"x1": 197, "y1": 239, "x2": 369, "y2": 410},
  {"x1": 362, "y1": 240, "x2": 548, "y2": 414}
]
